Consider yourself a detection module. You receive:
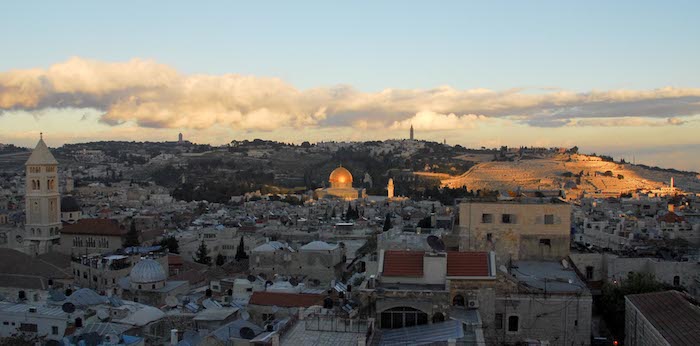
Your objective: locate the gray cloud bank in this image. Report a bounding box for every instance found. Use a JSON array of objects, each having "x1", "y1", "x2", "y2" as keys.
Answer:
[{"x1": 2, "y1": 57, "x2": 699, "y2": 131}]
